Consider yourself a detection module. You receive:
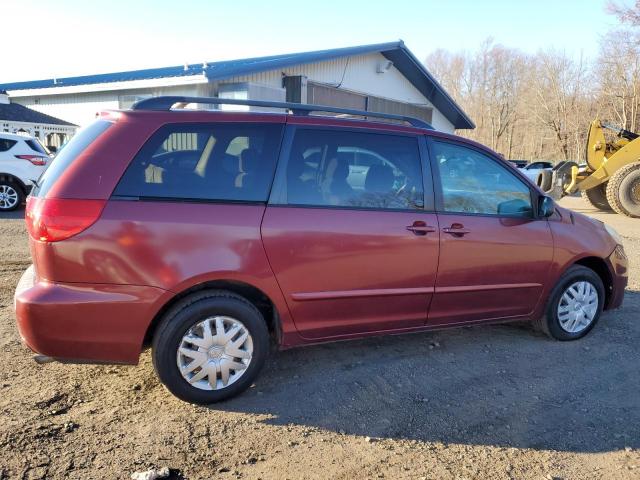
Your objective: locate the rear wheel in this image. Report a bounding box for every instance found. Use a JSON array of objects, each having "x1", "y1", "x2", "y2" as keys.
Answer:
[
  {"x1": 0, "y1": 181, "x2": 23, "y2": 211},
  {"x1": 606, "y1": 161, "x2": 640, "y2": 217},
  {"x1": 152, "y1": 290, "x2": 270, "y2": 404},
  {"x1": 535, "y1": 265, "x2": 604, "y2": 341},
  {"x1": 581, "y1": 183, "x2": 612, "y2": 211}
]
